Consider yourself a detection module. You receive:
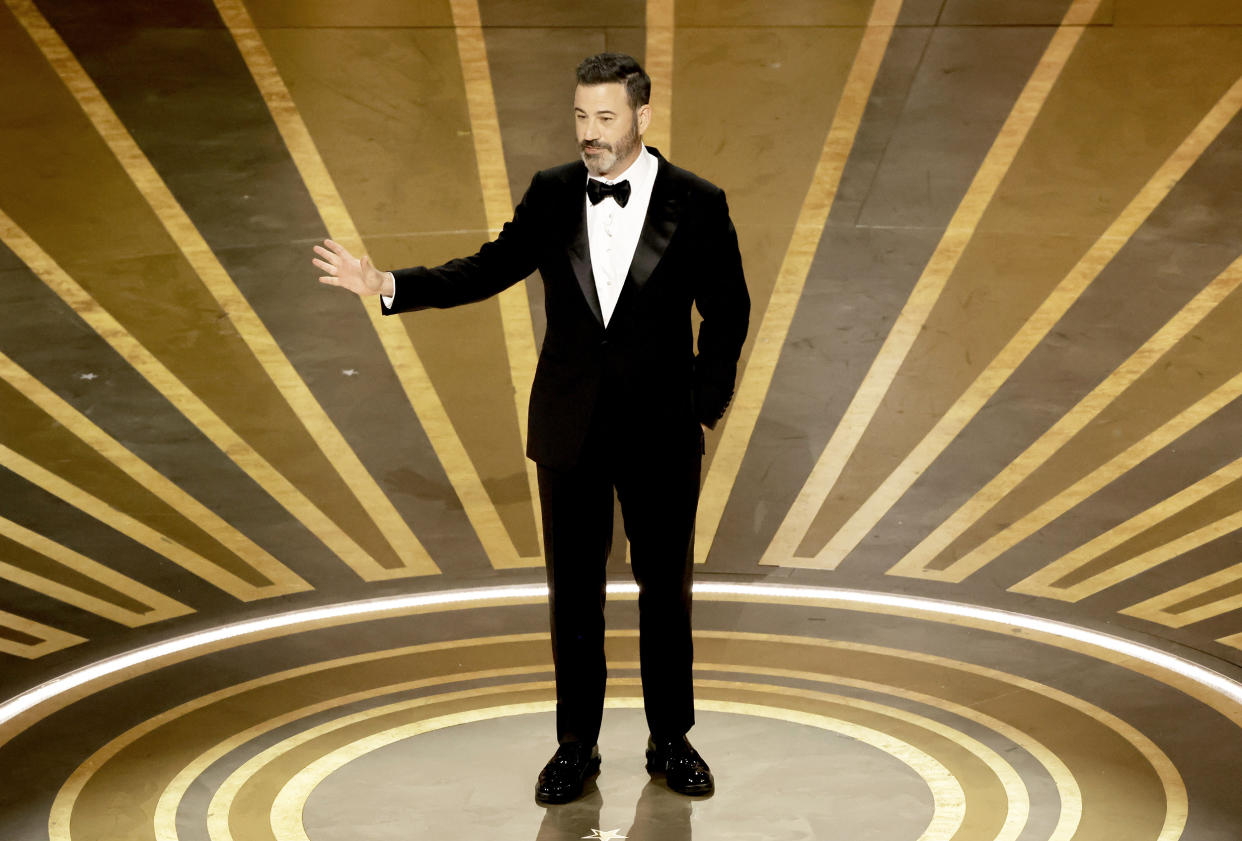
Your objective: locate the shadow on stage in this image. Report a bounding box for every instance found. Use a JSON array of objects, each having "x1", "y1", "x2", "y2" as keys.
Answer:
[{"x1": 536, "y1": 781, "x2": 694, "y2": 840}]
